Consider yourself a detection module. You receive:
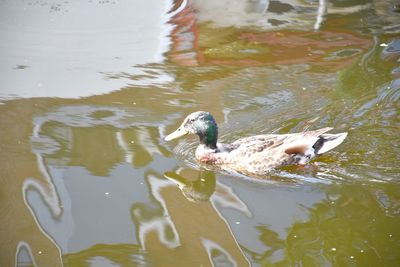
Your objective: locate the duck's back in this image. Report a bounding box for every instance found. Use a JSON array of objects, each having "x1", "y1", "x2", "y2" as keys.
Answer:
[
  {"x1": 216, "y1": 128, "x2": 337, "y2": 175},
  {"x1": 220, "y1": 134, "x2": 294, "y2": 174}
]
